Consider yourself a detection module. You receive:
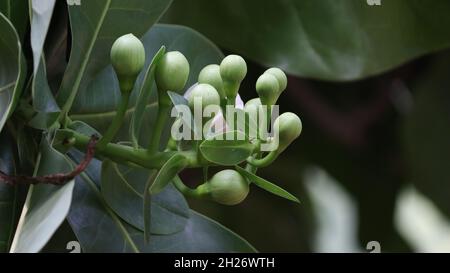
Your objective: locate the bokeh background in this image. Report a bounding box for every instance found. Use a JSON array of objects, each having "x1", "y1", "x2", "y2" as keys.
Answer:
[{"x1": 163, "y1": 0, "x2": 450, "y2": 252}]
